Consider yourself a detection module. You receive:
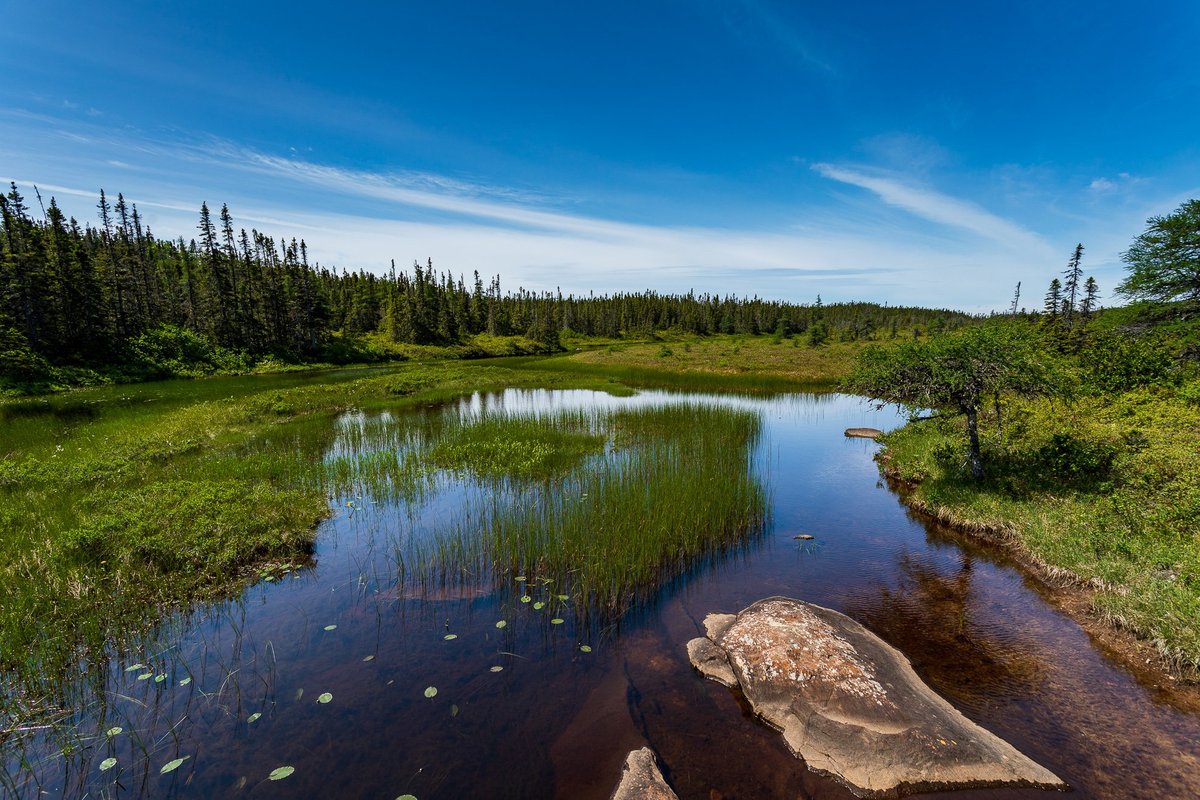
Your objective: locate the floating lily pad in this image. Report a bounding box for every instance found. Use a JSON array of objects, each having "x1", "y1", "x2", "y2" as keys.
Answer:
[
  {"x1": 443, "y1": 634, "x2": 457, "y2": 641},
  {"x1": 323, "y1": 624, "x2": 337, "y2": 631},
  {"x1": 159, "y1": 756, "x2": 189, "y2": 774},
  {"x1": 268, "y1": 766, "x2": 294, "y2": 781},
  {"x1": 489, "y1": 665, "x2": 503, "y2": 673},
  {"x1": 423, "y1": 686, "x2": 437, "y2": 698},
  {"x1": 495, "y1": 620, "x2": 506, "y2": 629},
  {"x1": 264, "y1": 575, "x2": 275, "y2": 582},
  {"x1": 317, "y1": 692, "x2": 333, "y2": 704},
  {"x1": 124, "y1": 663, "x2": 145, "y2": 673},
  {"x1": 520, "y1": 595, "x2": 531, "y2": 603},
  {"x1": 579, "y1": 645, "x2": 592, "y2": 653},
  {"x1": 154, "y1": 674, "x2": 166, "y2": 683},
  {"x1": 450, "y1": 704, "x2": 459, "y2": 717},
  {"x1": 533, "y1": 601, "x2": 545, "y2": 610},
  {"x1": 99, "y1": 757, "x2": 117, "y2": 772},
  {"x1": 137, "y1": 672, "x2": 153, "y2": 680},
  {"x1": 247, "y1": 712, "x2": 261, "y2": 723},
  {"x1": 363, "y1": 654, "x2": 376, "y2": 661},
  {"x1": 550, "y1": 618, "x2": 564, "y2": 625},
  {"x1": 105, "y1": 727, "x2": 123, "y2": 737},
  {"x1": 514, "y1": 576, "x2": 526, "y2": 582},
  {"x1": 396, "y1": 795, "x2": 418, "y2": 800},
  {"x1": 557, "y1": 594, "x2": 569, "y2": 601},
  {"x1": 179, "y1": 677, "x2": 192, "y2": 686}
]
